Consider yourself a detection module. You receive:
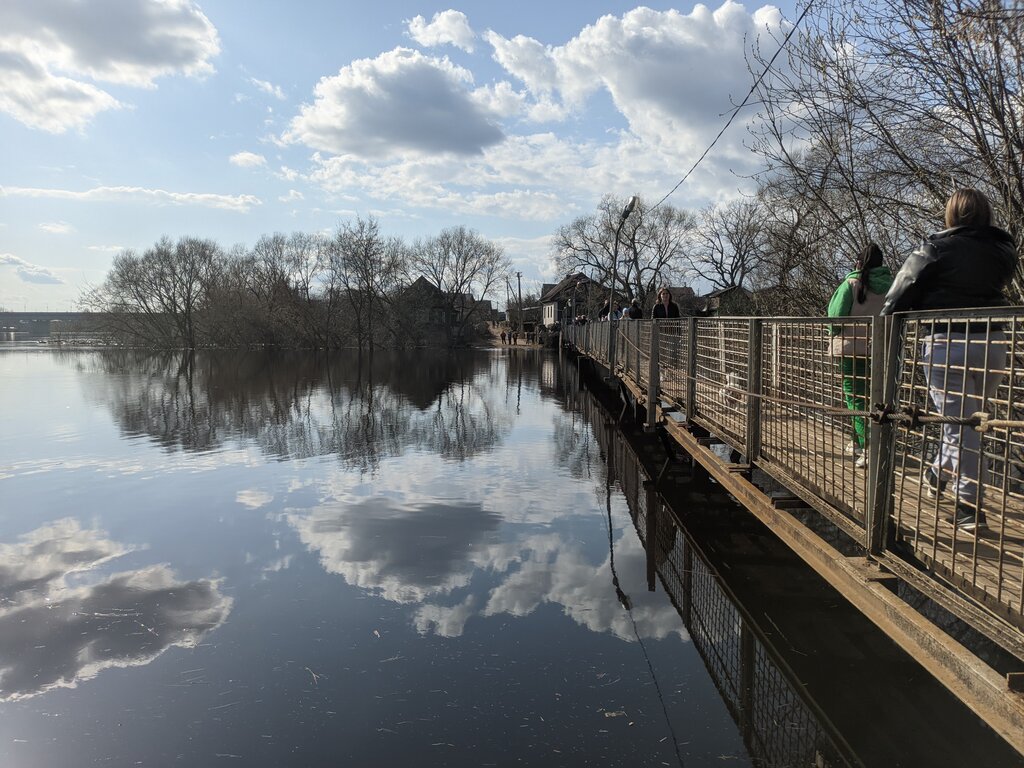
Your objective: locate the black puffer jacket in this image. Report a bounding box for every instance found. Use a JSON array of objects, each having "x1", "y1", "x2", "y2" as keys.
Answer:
[{"x1": 881, "y1": 225, "x2": 1017, "y2": 316}]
